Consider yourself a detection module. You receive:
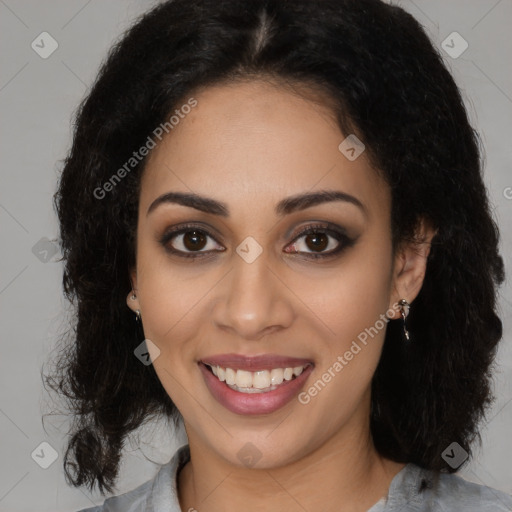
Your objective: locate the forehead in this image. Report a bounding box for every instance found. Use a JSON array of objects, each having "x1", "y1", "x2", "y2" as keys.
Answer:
[{"x1": 139, "y1": 80, "x2": 389, "y2": 221}]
